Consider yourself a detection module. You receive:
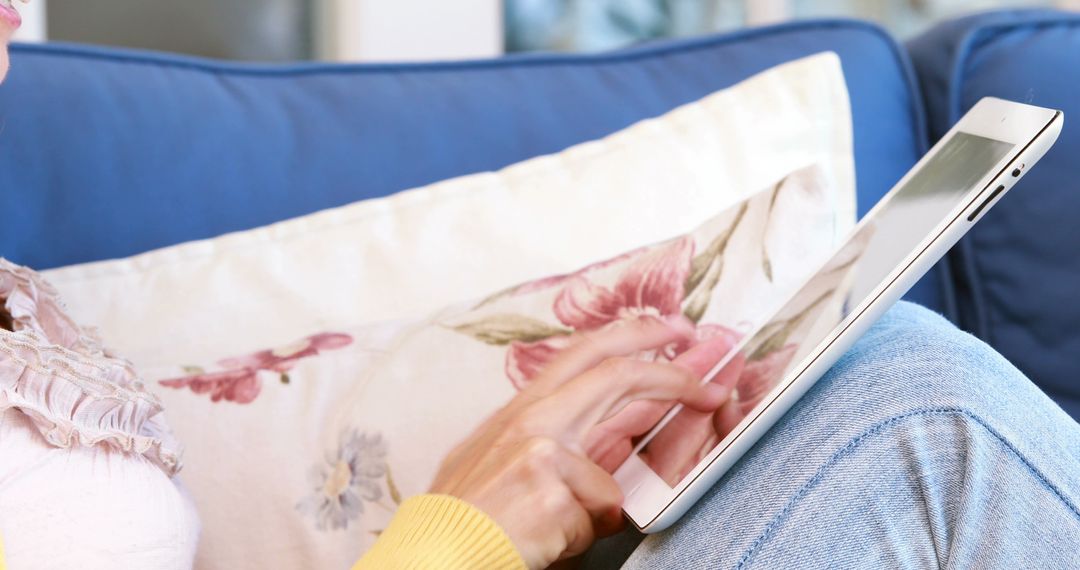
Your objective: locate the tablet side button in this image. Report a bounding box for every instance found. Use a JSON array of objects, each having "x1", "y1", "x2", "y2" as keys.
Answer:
[{"x1": 968, "y1": 184, "x2": 1007, "y2": 222}]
